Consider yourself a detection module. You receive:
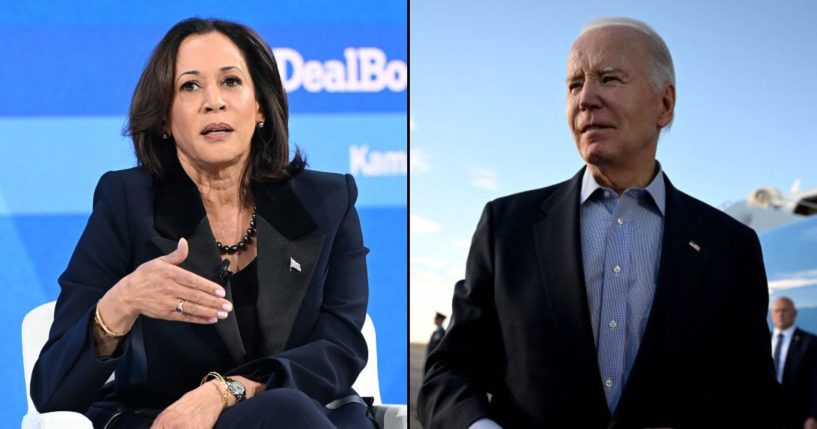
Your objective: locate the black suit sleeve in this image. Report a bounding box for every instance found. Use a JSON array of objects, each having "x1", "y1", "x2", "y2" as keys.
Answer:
[
  {"x1": 719, "y1": 229, "x2": 782, "y2": 427},
  {"x1": 224, "y1": 174, "x2": 369, "y2": 405},
  {"x1": 418, "y1": 203, "x2": 504, "y2": 429},
  {"x1": 30, "y1": 172, "x2": 135, "y2": 412}
]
